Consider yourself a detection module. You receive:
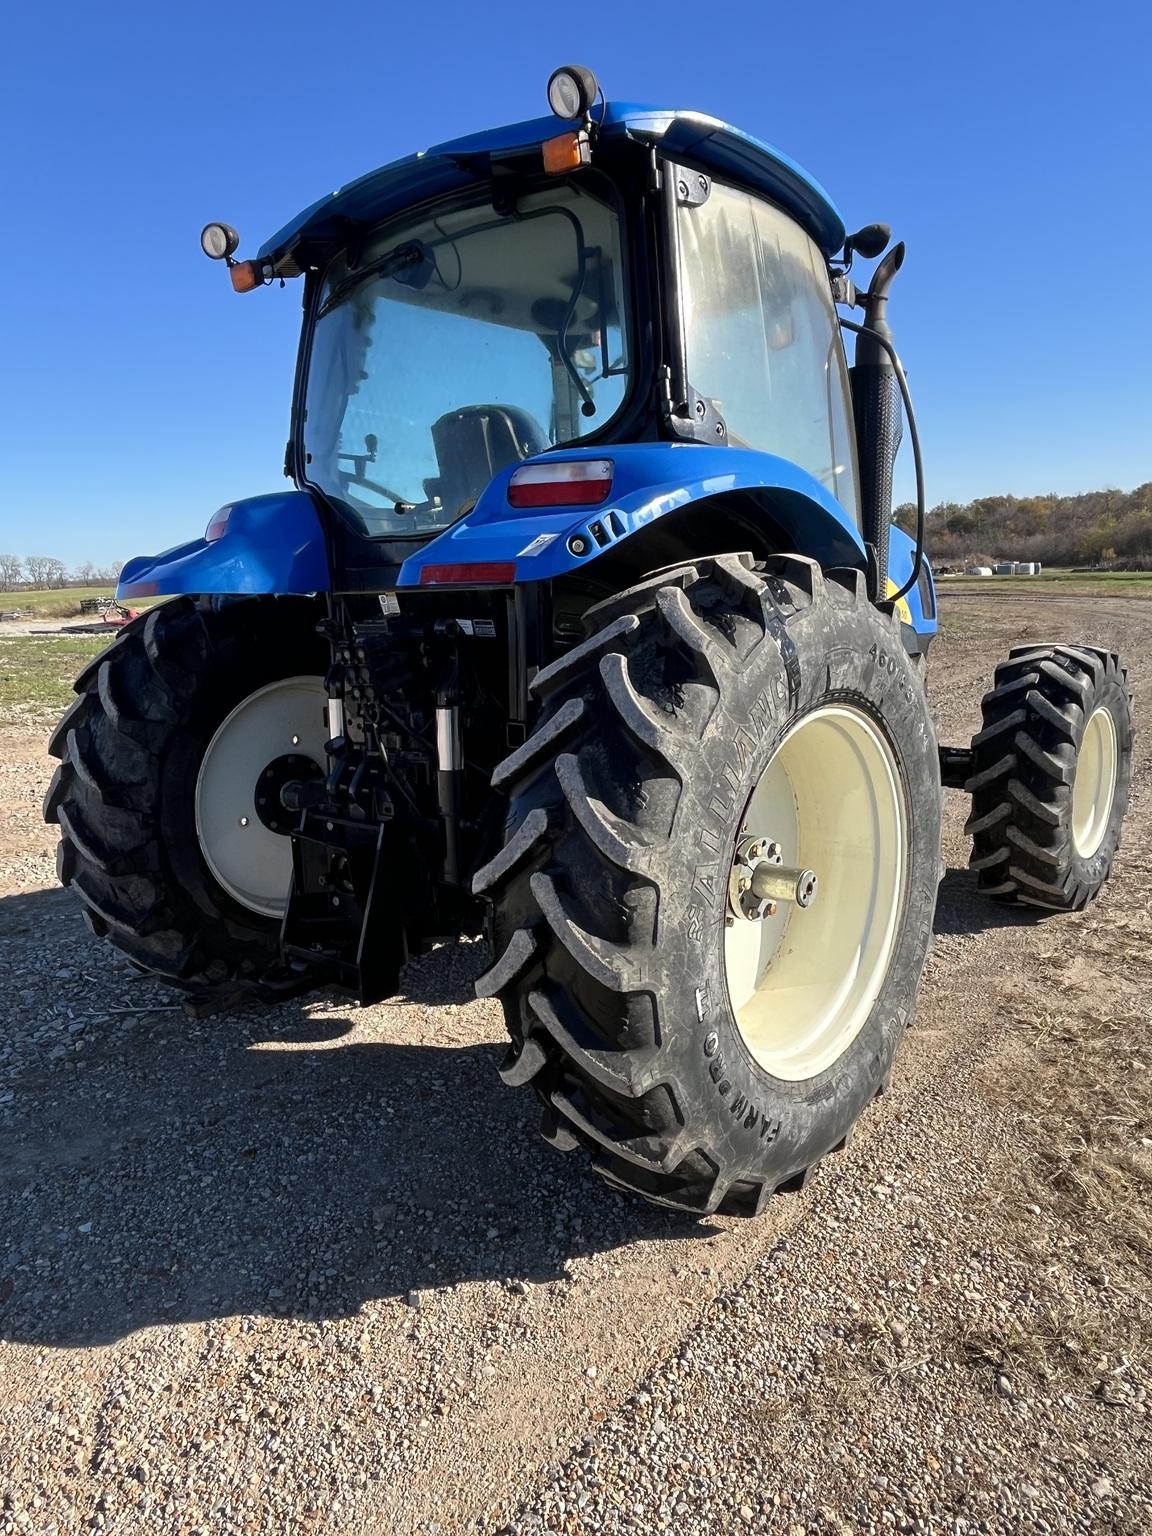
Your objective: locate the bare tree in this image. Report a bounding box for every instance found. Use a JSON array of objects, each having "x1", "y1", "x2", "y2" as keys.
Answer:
[
  {"x1": 45, "y1": 557, "x2": 67, "y2": 589},
  {"x1": 0, "y1": 554, "x2": 22, "y2": 591},
  {"x1": 23, "y1": 556, "x2": 55, "y2": 587}
]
